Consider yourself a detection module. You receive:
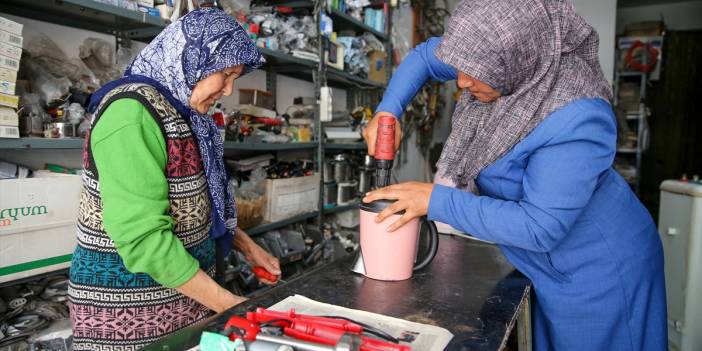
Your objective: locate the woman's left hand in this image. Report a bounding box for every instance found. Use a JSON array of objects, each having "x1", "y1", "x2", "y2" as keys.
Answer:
[
  {"x1": 362, "y1": 182, "x2": 434, "y2": 232},
  {"x1": 234, "y1": 228, "x2": 281, "y2": 284}
]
